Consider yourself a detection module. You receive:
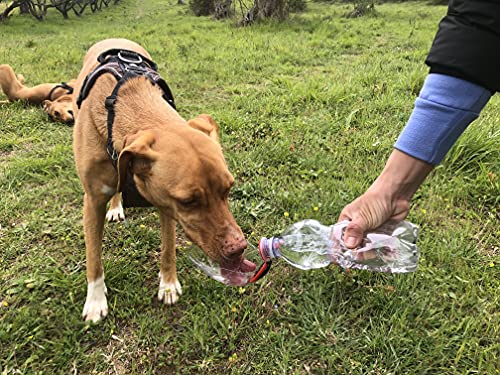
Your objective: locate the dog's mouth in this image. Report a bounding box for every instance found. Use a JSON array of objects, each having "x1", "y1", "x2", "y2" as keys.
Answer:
[
  {"x1": 219, "y1": 257, "x2": 257, "y2": 286},
  {"x1": 187, "y1": 244, "x2": 258, "y2": 286}
]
